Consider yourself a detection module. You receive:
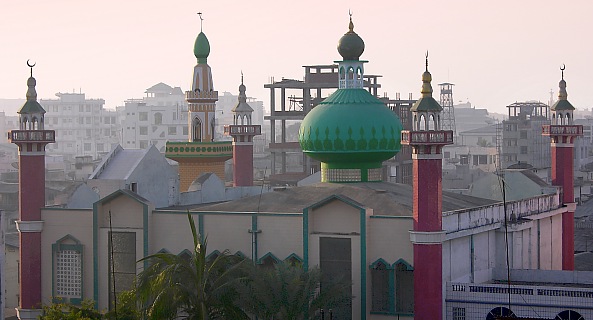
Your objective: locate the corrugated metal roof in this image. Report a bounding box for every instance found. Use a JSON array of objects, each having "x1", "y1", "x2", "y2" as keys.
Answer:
[{"x1": 93, "y1": 148, "x2": 148, "y2": 180}]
